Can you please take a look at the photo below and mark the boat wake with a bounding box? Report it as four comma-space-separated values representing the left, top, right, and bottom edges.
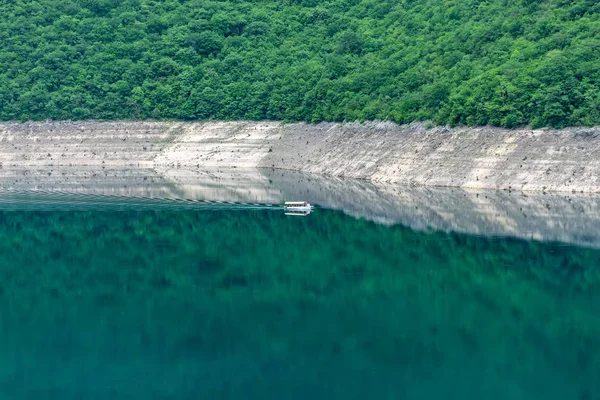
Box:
0, 190, 284, 212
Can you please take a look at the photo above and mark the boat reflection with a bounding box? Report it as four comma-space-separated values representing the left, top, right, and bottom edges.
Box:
284, 210, 311, 217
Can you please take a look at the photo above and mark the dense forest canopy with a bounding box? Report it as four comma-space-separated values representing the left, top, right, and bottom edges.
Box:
0, 0, 599, 128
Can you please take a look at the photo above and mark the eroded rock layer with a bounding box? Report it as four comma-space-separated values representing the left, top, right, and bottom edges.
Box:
2, 121, 600, 192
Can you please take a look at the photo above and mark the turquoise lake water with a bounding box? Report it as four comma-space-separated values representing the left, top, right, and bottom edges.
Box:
0, 193, 598, 399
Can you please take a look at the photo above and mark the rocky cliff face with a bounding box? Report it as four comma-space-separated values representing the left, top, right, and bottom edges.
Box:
2, 120, 600, 192
259, 122, 600, 193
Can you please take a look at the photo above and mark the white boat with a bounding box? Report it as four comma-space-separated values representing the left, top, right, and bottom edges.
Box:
284, 201, 313, 213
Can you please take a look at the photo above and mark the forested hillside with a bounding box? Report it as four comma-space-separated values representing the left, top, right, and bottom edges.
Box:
1, 0, 599, 128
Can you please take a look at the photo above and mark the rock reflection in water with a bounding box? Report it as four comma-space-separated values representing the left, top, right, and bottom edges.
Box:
262, 169, 600, 248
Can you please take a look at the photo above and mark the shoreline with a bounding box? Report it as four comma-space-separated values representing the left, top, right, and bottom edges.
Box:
1, 120, 600, 193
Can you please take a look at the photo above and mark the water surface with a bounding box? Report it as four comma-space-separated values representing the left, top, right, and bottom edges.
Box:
0, 190, 598, 399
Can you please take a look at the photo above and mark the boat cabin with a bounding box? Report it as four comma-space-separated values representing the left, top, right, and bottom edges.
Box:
284, 201, 310, 208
